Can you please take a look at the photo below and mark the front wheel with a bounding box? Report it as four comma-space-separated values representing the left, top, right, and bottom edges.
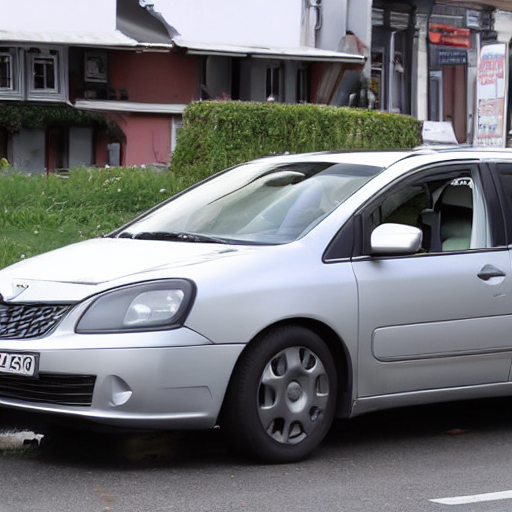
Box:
222, 326, 337, 463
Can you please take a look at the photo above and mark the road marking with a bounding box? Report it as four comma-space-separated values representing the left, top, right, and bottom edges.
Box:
430, 490, 512, 505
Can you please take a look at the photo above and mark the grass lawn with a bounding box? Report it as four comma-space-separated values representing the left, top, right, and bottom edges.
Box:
0, 167, 194, 269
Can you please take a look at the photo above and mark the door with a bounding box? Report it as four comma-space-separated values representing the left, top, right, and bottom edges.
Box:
442, 65, 467, 143
352, 163, 512, 398
45, 127, 68, 174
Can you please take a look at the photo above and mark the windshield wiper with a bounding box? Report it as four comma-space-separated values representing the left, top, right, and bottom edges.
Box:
119, 231, 230, 244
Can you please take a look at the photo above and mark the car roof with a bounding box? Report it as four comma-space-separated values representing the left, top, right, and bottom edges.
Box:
252, 150, 409, 168
252, 147, 512, 170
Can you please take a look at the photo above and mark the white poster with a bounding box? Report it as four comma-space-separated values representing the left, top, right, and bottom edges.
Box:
475, 43, 508, 147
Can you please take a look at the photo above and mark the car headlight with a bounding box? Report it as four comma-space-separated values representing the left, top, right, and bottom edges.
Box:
76, 280, 195, 333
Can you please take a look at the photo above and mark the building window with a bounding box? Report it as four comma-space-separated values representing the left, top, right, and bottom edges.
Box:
29, 50, 57, 91
0, 48, 22, 99
33, 55, 56, 90
26, 47, 67, 101
266, 64, 282, 102
0, 53, 12, 89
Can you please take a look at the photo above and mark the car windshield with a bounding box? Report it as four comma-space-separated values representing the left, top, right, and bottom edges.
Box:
117, 160, 383, 244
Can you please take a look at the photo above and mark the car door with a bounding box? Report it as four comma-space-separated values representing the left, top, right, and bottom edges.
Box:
351, 162, 512, 399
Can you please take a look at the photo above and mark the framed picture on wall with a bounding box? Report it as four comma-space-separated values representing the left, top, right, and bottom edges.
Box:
84, 51, 108, 83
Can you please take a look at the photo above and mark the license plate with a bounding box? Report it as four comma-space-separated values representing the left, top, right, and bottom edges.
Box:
0, 352, 38, 377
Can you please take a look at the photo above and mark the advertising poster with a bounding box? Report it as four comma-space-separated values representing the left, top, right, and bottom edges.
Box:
475, 43, 508, 147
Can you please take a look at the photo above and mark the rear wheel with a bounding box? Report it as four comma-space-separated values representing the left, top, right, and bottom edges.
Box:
223, 325, 337, 463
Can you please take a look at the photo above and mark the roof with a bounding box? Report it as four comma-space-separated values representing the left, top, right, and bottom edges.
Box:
116, 0, 178, 45
0, 29, 139, 48
123, 1, 366, 63
0, 30, 365, 64
0, 0, 365, 64
172, 38, 366, 63
74, 100, 187, 114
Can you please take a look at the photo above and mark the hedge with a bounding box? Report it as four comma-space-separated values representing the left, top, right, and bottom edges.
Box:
0, 103, 106, 133
171, 101, 423, 181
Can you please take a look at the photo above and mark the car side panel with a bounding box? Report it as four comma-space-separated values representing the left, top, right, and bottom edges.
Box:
184, 247, 359, 354
353, 249, 512, 398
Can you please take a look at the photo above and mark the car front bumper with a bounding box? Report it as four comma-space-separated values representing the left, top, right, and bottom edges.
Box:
0, 329, 244, 430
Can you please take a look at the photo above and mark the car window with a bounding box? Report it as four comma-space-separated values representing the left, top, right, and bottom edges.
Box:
117, 161, 383, 245
496, 163, 512, 208
364, 166, 492, 254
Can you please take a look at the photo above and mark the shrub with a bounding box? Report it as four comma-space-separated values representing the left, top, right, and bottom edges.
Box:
171, 101, 422, 182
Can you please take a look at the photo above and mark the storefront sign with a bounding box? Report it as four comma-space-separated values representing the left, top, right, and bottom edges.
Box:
429, 23, 471, 49
475, 43, 508, 147
437, 49, 467, 66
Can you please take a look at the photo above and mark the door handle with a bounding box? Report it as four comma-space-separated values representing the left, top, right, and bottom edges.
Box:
477, 264, 506, 281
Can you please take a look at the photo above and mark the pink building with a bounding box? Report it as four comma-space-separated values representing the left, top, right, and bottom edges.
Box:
0, 0, 364, 173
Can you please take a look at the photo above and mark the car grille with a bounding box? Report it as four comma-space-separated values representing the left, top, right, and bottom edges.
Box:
0, 373, 96, 406
0, 302, 73, 339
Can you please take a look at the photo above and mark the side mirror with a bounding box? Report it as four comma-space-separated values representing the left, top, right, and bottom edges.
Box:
370, 223, 423, 255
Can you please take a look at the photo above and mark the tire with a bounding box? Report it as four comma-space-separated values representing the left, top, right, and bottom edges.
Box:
223, 325, 337, 463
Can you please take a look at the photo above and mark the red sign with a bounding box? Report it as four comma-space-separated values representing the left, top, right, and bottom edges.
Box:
429, 23, 471, 49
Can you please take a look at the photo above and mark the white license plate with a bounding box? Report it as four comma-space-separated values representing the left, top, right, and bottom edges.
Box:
0, 352, 38, 377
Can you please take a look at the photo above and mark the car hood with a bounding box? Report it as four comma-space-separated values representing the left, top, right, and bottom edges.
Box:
0, 238, 241, 302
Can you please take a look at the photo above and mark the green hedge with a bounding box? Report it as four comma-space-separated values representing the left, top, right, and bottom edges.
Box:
171, 101, 422, 181
0, 103, 106, 133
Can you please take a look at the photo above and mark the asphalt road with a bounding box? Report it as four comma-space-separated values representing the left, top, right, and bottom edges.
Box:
0, 397, 512, 512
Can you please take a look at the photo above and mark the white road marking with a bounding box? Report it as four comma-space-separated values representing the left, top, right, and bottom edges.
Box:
430, 490, 512, 505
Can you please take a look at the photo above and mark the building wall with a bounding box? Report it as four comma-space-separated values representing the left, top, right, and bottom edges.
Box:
109, 51, 200, 104
106, 51, 198, 167
494, 10, 512, 42
11, 129, 46, 174
347, 0, 372, 76
239, 60, 253, 101
113, 115, 172, 167
316, 0, 348, 51
69, 127, 94, 168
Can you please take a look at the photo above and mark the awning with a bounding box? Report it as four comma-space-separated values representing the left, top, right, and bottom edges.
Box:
0, 30, 140, 48
74, 100, 187, 114
173, 38, 366, 64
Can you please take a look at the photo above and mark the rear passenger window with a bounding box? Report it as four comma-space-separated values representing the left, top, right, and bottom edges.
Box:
496, 164, 512, 208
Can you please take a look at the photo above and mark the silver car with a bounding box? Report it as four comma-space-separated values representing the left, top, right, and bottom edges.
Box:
2, 148, 512, 462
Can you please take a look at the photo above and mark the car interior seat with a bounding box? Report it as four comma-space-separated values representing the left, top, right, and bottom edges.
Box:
437, 184, 473, 251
